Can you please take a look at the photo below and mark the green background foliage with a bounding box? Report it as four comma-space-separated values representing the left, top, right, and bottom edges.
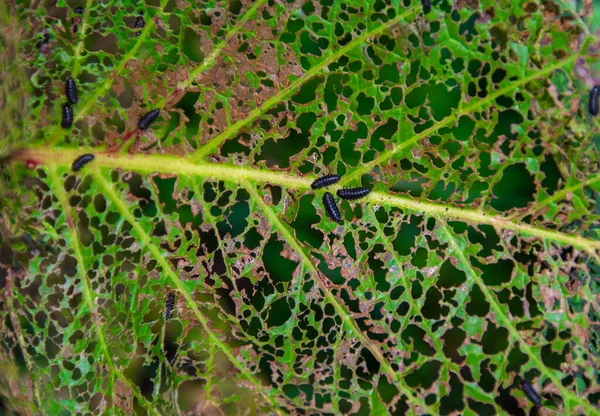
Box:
1, 0, 600, 414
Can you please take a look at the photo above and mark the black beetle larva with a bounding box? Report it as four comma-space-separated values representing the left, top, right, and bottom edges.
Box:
421, 0, 431, 13
137, 109, 160, 130
165, 292, 175, 319
323, 192, 342, 224
65, 77, 78, 105
36, 33, 50, 49
134, 16, 145, 36
74, 6, 84, 14
337, 187, 371, 200
61, 104, 73, 128
590, 86, 599, 116
134, 15, 145, 29
72, 154, 95, 171
311, 174, 341, 190
520, 380, 542, 407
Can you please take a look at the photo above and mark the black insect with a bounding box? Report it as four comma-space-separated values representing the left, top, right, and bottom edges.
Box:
337, 187, 371, 200
36, 33, 50, 49
590, 86, 599, 116
134, 15, 145, 29
72, 154, 95, 171
520, 380, 542, 407
323, 192, 342, 224
311, 174, 341, 190
73, 24, 78, 34
65, 77, 78, 105
61, 104, 73, 128
137, 109, 160, 130
165, 292, 175, 319
421, 0, 431, 13
74, 6, 84, 14
134, 15, 145, 36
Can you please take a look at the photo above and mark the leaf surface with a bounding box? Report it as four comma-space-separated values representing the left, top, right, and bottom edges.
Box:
2, 0, 600, 414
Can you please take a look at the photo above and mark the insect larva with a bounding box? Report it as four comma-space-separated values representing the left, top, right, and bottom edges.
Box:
73, 24, 78, 34
311, 174, 341, 190
137, 109, 160, 130
65, 77, 78, 105
61, 104, 73, 128
36, 33, 50, 49
421, 0, 431, 13
590, 86, 599, 116
520, 380, 542, 407
337, 187, 371, 200
134, 16, 145, 36
134, 15, 145, 29
74, 6, 84, 14
72, 154, 95, 171
165, 292, 175, 319
323, 192, 342, 224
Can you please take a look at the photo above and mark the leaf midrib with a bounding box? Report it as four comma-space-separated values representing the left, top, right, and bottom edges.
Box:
15, 148, 600, 255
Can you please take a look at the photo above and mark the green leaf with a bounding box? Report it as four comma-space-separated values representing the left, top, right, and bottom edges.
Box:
2, 0, 600, 414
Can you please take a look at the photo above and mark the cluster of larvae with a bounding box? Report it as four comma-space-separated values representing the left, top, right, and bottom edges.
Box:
311, 174, 371, 224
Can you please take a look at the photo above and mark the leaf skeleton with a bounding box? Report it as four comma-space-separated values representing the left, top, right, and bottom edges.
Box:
65, 77, 78, 105
322, 192, 342, 224
72, 154, 95, 172
61, 104, 73, 128
137, 109, 160, 130
311, 174, 341, 190
590, 85, 599, 116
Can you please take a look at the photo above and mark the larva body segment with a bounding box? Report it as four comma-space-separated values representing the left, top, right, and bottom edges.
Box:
337, 187, 371, 200
61, 104, 73, 128
590, 86, 599, 116
66, 77, 78, 104
323, 192, 342, 224
165, 292, 175, 319
520, 380, 542, 407
72, 154, 95, 171
421, 0, 431, 13
137, 109, 160, 130
311, 174, 341, 190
